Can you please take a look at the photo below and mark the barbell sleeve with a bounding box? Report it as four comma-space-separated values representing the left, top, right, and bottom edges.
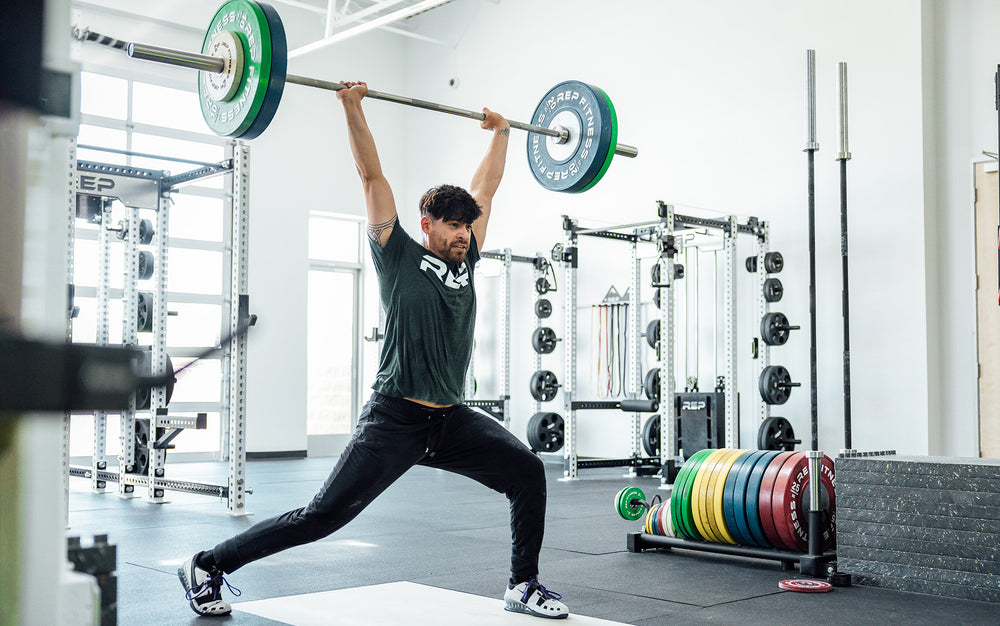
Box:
77, 27, 638, 158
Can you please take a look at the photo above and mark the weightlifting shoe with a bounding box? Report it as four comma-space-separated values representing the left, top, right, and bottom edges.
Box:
178, 552, 240, 616
504, 579, 569, 619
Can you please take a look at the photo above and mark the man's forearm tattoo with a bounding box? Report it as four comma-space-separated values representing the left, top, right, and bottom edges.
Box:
367, 215, 397, 242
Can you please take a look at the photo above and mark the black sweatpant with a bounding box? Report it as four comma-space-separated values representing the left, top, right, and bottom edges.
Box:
211, 392, 547, 582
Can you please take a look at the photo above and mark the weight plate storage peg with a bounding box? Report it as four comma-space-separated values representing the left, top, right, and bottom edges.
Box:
763, 277, 783, 303
526, 412, 564, 453
758, 365, 799, 405
615, 486, 647, 521
527, 81, 618, 193
757, 416, 800, 451
760, 312, 799, 347
531, 327, 558, 354
534, 298, 552, 319
529, 370, 560, 402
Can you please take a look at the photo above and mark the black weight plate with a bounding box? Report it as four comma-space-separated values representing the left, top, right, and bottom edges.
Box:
759, 365, 792, 405
137, 291, 153, 332
642, 414, 660, 456
135, 350, 175, 409
529, 370, 559, 402
531, 327, 557, 354
650, 263, 661, 284
760, 311, 791, 346
535, 298, 552, 318
527, 80, 617, 193
527, 412, 564, 452
763, 277, 783, 302
643, 368, 660, 401
757, 416, 797, 451
137, 250, 154, 280
653, 288, 661, 309
764, 251, 784, 273
645, 319, 659, 349
745, 256, 757, 272
138, 218, 154, 245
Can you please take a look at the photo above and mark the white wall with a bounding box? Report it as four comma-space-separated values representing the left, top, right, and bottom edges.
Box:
245, 29, 409, 452
396, 0, 943, 457
925, 0, 1000, 457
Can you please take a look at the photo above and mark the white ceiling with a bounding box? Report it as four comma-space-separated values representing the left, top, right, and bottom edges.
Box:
73, 0, 471, 50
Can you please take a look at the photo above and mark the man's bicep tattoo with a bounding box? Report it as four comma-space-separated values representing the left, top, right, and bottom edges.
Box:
368, 215, 397, 243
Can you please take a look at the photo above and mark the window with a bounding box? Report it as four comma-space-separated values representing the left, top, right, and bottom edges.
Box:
72, 70, 230, 460
307, 212, 364, 437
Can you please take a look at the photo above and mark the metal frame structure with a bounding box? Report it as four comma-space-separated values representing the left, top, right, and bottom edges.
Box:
654, 203, 771, 487
66, 143, 251, 514
475, 248, 553, 428
558, 216, 659, 480
557, 204, 772, 483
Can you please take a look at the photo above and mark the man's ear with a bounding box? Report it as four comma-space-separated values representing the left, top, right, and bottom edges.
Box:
420, 215, 431, 234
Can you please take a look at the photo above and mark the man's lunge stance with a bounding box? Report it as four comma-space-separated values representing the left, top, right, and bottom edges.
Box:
178, 81, 568, 620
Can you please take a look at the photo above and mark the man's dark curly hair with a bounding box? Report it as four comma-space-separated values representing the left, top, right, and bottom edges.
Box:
419, 184, 483, 224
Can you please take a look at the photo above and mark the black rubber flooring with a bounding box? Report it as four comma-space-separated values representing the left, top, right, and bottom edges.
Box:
66, 457, 999, 625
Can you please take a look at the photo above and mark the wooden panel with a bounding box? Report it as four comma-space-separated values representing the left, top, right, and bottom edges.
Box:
975, 162, 1000, 458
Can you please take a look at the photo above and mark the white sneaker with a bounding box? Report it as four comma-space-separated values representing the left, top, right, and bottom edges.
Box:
178, 553, 240, 616
504, 579, 569, 619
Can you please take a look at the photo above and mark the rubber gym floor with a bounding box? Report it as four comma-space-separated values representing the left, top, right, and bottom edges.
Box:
67, 457, 997, 625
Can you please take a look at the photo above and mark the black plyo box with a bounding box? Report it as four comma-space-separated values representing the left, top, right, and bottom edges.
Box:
673, 392, 724, 456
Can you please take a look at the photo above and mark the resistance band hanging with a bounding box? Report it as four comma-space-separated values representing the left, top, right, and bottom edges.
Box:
590, 300, 628, 399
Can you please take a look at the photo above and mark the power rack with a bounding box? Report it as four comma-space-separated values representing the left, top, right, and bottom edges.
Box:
556, 203, 777, 482
66, 140, 254, 515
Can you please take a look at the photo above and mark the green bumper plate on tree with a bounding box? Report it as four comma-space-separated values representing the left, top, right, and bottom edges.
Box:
200, 0, 287, 139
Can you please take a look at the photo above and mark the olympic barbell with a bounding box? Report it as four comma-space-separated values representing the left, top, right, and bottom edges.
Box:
72, 0, 637, 193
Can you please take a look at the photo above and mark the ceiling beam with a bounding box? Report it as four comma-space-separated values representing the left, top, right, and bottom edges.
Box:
289, 0, 453, 59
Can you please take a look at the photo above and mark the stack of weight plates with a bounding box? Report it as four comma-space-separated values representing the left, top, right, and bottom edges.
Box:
667, 449, 836, 551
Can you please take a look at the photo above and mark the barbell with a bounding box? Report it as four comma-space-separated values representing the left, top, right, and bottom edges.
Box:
72, 0, 637, 193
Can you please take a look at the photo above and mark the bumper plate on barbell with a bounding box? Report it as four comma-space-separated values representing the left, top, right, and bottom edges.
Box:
527, 80, 618, 193
199, 0, 287, 139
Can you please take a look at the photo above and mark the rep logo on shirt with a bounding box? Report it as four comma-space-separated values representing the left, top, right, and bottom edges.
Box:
419, 255, 469, 289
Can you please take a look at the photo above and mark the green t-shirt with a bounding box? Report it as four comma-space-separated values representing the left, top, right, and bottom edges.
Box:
369, 223, 480, 405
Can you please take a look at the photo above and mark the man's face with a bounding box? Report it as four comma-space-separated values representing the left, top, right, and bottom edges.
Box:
422, 216, 472, 264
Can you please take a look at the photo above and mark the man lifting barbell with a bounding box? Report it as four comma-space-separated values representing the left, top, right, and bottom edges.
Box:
177, 81, 568, 620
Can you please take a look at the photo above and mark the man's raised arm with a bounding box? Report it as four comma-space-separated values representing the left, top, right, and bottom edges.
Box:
337, 81, 398, 247
469, 108, 510, 251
